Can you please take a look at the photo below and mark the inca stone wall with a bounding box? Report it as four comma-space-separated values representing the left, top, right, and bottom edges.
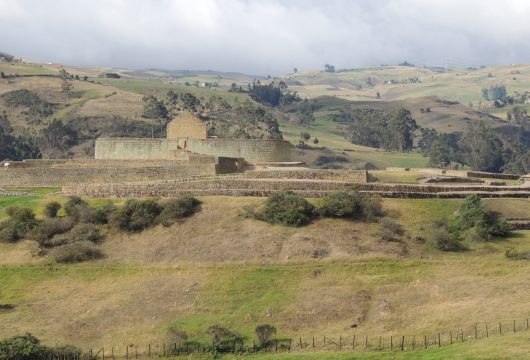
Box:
243, 169, 367, 182
95, 138, 179, 160
167, 112, 207, 140
62, 179, 530, 199
0, 159, 217, 186
186, 139, 292, 163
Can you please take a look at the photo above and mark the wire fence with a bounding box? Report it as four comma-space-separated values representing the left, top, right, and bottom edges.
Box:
27, 317, 530, 360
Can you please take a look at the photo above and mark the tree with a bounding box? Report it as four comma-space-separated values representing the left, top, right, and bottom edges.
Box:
59, 68, 73, 104
509, 106, 528, 130
481, 84, 506, 101
384, 108, 418, 152
293, 67, 298, 73
459, 122, 503, 172
142, 95, 168, 119
324, 64, 335, 73
255, 325, 276, 348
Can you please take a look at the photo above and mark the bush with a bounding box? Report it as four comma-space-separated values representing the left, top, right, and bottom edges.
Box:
156, 197, 201, 226
377, 217, 403, 242
63, 196, 88, 218
54, 241, 103, 263
50, 223, 102, 247
255, 325, 276, 348
207, 325, 243, 351
318, 192, 362, 218
360, 195, 383, 222
0, 333, 81, 360
43, 202, 61, 218
29, 217, 75, 246
0, 207, 38, 242
456, 195, 511, 241
505, 247, 530, 260
260, 191, 315, 227
0, 333, 46, 360
429, 221, 464, 251
110, 199, 162, 232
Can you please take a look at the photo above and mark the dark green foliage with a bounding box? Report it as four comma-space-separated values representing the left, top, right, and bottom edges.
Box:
430, 221, 464, 251
0, 333, 46, 360
255, 324, 276, 348
0, 207, 38, 242
142, 95, 168, 119
156, 197, 201, 226
459, 123, 504, 172
361, 196, 383, 222
43, 202, 61, 218
346, 107, 417, 152
260, 191, 315, 227
0, 334, 81, 360
179, 93, 200, 111
318, 192, 362, 218
60, 223, 102, 243
54, 241, 103, 263
314, 155, 350, 167
206, 325, 243, 345
456, 194, 511, 241
324, 64, 335, 72
0, 89, 54, 117
248, 81, 300, 107
63, 196, 88, 218
481, 84, 506, 101
40, 119, 77, 152
0, 113, 41, 161
110, 199, 162, 232
29, 217, 74, 246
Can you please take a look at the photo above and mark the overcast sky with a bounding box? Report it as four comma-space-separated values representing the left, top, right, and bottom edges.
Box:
2, 0, 530, 75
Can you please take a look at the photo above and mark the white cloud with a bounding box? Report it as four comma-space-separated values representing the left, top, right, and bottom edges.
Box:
1, 0, 530, 74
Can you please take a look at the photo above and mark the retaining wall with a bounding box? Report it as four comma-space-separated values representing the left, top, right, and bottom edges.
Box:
186, 139, 292, 163
95, 138, 179, 160
243, 169, 367, 182
62, 179, 530, 198
0, 162, 217, 186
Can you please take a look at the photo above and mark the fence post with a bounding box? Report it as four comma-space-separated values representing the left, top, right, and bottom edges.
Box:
299, 337, 302, 349
378, 336, 381, 351
486, 324, 489, 337
499, 323, 502, 335
148, 344, 151, 357
111, 347, 114, 360
390, 336, 393, 350
288, 339, 292, 352
186, 343, 189, 354
461, 330, 464, 342
438, 333, 441, 347
412, 336, 415, 350
352, 335, 355, 350
365, 336, 368, 349
275, 339, 278, 352
474, 326, 478, 340
125, 346, 128, 360
401, 336, 404, 351
312, 337, 315, 348
514, 320, 516, 333
163, 344, 165, 357
424, 335, 427, 349
253, 340, 256, 352
527, 318, 529, 331
134, 346, 137, 360
339, 336, 342, 350
450, 331, 453, 344
102, 348, 105, 360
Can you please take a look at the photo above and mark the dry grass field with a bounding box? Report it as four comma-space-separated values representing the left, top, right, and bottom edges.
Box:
1, 193, 529, 353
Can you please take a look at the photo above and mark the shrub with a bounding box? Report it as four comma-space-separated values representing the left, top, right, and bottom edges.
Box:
255, 325, 276, 348
156, 197, 201, 226
0, 333, 81, 360
260, 191, 315, 227
0, 333, 46, 360
54, 241, 103, 263
430, 226, 463, 251
43, 202, 61, 218
207, 325, 243, 351
50, 223, 102, 247
63, 196, 88, 218
110, 199, 162, 232
377, 217, 403, 242
29, 217, 75, 246
505, 248, 530, 260
360, 195, 383, 222
92, 205, 116, 225
318, 192, 362, 218
0, 207, 38, 242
